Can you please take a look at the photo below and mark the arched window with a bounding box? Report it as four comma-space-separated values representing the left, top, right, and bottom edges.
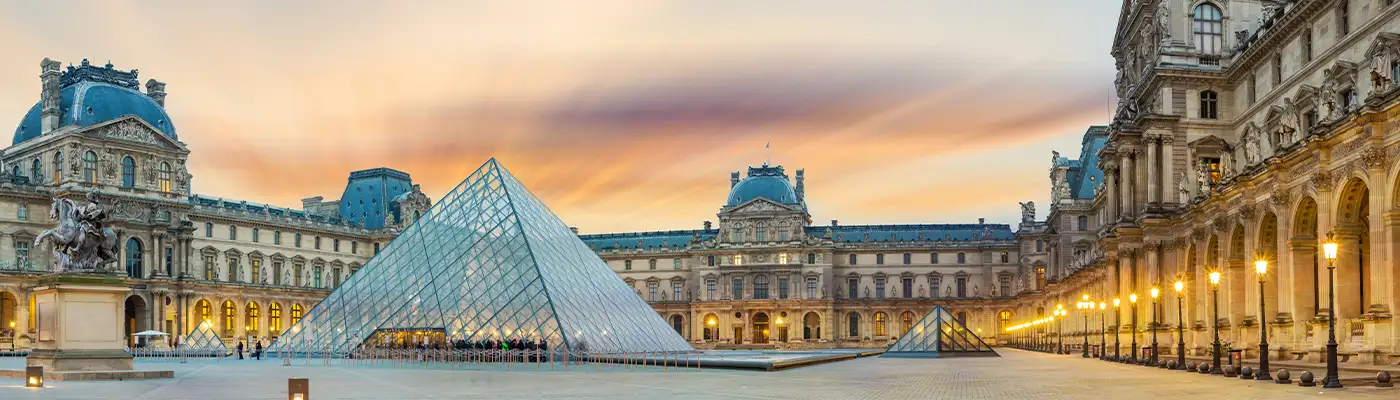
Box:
10, 165, 18, 177
245, 302, 260, 335
195, 300, 212, 325
1077, 215, 1089, 230
873, 312, 888, 336
121, 156, 135, 188
1199, 90, 1219, 119
31, 159, 42, 183
125, 238, 143, 278
269, 303, 282, 334
901, 311, 915, 335
221, 301, 236, 337
1193, 3, 1223, 55
847, 312, 861, 338
82, 151, 97, 183
53, 151, 61, 183
158, 162, 172, 192
290, 304, 304, 326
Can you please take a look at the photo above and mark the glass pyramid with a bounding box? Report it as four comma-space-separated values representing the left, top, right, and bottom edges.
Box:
882, 306, 997, 358
269, 159, 693, 355
180, 321, 230, 356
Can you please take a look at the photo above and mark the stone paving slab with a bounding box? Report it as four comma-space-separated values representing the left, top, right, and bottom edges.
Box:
0, 349, 1394, 399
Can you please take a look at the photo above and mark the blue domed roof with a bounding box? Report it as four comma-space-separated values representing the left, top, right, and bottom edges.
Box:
13, 61, 176, 146
725, 164, 801, 207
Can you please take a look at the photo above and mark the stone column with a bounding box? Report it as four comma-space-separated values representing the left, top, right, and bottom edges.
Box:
1161, 134, 1175, 205
1146, 136, 1160, 205
1313, 172, 1336, 322
152, 233, 165, 278
1120, 152, 1134, 220
1105, 163, 1120, 220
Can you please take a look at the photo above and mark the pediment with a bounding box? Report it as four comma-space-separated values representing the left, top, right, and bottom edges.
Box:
726, 198, 796, 214
1189, 135, 1230, 150
1365, 32, 1400, 60
80, 116, 187, 152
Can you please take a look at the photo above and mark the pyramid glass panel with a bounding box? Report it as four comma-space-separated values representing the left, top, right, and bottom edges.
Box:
270, 159, 693, 354
179, 321, 230, 357
882, 306, 997, 358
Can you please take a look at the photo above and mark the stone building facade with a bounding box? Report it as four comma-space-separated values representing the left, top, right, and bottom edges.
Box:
0, 58, 430, 348
579, 164, 1023, 348
1020, 0, 1400, 365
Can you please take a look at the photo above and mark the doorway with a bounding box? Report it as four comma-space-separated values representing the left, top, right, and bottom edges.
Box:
752, 312, 770, 344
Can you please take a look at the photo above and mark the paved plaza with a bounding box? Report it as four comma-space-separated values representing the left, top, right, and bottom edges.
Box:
0, 349, 1396, 399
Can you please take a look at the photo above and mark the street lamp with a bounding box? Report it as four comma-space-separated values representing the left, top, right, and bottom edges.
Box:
1150, 287, 1160, 367
1055, 306, 1065, 355
1098, 302, 1107, 360
1111, 298, 1121, 361
1129, 293, 1138, 364
1174, 280, 1185, 370
1255, 256, 1271, 380
1080, 295, 1090, 358
1321, 231, 1342, 388
1209, 270, 1222, 375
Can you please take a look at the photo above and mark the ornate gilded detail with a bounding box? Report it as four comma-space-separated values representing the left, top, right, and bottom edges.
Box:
1270, 187, 1290, 210
1311, 171, 1334, 191
1361, 146, 1388, 170
1237, 204, 1256, 222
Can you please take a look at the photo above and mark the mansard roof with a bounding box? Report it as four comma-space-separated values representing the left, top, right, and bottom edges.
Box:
579, 229, 718, 250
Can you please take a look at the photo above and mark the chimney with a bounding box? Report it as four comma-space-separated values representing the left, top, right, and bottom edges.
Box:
795, 168, 805, 203
301, 196, 324, 212
703, 221, 712, 230
569, 227, 579, 234
39, 58, 61, 133
145, 79, 167, 107
979, 218, 985, 225
831, 219, 839, 226
730, 171, 740, 188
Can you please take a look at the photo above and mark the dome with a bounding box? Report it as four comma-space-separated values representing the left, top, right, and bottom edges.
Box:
13, 61, 176, 146
725, 165, 800, 207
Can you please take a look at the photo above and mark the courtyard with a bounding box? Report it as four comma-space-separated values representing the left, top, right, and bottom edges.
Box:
0, 348, 1394, 399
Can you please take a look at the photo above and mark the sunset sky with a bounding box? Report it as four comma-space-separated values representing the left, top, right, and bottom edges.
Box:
1, 0, 1121, 234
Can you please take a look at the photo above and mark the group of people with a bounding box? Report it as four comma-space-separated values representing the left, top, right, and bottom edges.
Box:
236, 337, 267, 360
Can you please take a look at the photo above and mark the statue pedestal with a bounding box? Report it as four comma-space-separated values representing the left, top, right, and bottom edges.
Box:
25, 274, 134, 372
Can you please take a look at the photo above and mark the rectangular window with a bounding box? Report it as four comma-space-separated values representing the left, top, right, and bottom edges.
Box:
203, 255, 215, 280
332, 269, 341, 288
930, 253, 938, 264
1305, 110, 1319, 128
164, 247, 173, 277
352, 241, 358, 254
17, 204, 27, 221
648, 259, 656, 270
1201, 157, 1222, 184
1035, 267, 1047, 291
274, 231, 281, 245
778, 253, 789, 264
778, 231, 788, 241
250, 259, 261, 284
315, 236, 321, 250
778, 277, 789, 299
902, 253, 911, 264
673, 258, 681, 270
876, 254, 884, 265
14, 241, 28, 267
229, 225, 237, 240
1339, 3, 1350, 37
333, 239, 340, 252
847, 277, 859, 299
374, 242, 380, 254
227, 258, 239, 283
754, 278, 768, 300
732, 277, 744, 300
1000, 252, 1009, 263
1303, 29, 1313, 62
1248, 74, 1257, 104
902, 278, 913, 299
931, 276, 942, 298
673, 282, 682, 301
1341, 87, 1356, 110
205, 223, 212, 238
875, 278, 886, 299
293, 263, 304, 287
1199, 91, 1218, 119
252, 228, 259, 243
807, 277, 818, 299
999, 275, 1012, 298
273, 261, 283, 286
295, 234, 302, 248
706, 279, 716, 301
624, 260, 632, 271
313, 266, 323, 288
1273, 53, 1283, 85
955, 277, 967, 297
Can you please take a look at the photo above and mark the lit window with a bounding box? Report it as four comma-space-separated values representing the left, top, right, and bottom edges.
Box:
82, 151, 97, 183
778, 253, 789, 264
733, 254, 743, 265
158, 162, 172, 192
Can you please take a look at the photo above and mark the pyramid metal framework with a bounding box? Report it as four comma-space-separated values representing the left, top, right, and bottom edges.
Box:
180, 321, 230, 356
269, 159, 693, 354
882, 306, 998, 358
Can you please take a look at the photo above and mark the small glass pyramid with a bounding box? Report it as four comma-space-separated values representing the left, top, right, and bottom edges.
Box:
882, 306, 997, 358
269, 159, 693, 355
180, 320, 230, 356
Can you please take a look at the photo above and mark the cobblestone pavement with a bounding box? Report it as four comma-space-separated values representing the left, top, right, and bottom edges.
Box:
0, 349, 1395, 399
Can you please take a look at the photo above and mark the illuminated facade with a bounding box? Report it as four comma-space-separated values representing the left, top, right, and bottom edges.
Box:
0, 58, 430, 349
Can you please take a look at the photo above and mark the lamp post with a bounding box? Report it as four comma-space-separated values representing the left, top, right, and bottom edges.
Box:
1080, 295, 1091, 358
1150, 287, 1160, 367
1174, 280, 1185, 370
1098, 302, 1107, 360
1255, 257, 1271, 380
1321, 232, 1342, 388
1129, 293, 1138, 364
1209, 270, 1222, 375
1112, 298, 1121, 361
1055, 305, 1065, 354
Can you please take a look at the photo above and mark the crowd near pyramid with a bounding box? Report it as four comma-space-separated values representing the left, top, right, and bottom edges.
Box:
882, 306, 997, 358
269, 159, 693, 355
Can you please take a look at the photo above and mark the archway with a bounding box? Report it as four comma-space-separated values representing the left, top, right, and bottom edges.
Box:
847, 312, 861, 338
1290, 196, 1320, 319
125, 238, 143, 279
803, 312, 820, 340
900, 311, 915, 335
752, 312, 770, 344
1257, 211, 1280, 323
702, 313, 719, 341
873, 312, 888, 337
1227, 224, 1247, 326
123, 295, 148, 347
221, 301, 237, 338
1334, 177, 1371, 319
1, 291, 17, 343
245, 301, 260, 341
194, 299, 213, 327
670, 314, 684, 337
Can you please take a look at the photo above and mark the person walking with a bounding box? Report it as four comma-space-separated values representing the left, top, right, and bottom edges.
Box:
236, 340, 244, 360
254, 339, 263, 360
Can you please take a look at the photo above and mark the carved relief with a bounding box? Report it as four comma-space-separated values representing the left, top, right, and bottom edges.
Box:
1269, 187, 1290, 210
1311, 171, 1334, 192
1361, 146, 1388, 170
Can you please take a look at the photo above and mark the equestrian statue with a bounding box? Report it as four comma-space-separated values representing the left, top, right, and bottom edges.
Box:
34, 191, 121, 273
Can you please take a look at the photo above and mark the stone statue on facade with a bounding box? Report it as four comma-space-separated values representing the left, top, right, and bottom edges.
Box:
1281, 99, 1302, 144
1177, 171, 1190, 202
820, 285, 826, 299
1196, 164, 1209, 194
35, 192, 122, 273
1156, 0, 1171, 46
945, 286, 953, 298
973, 284, 980, 298
1019, 201, 1035, 223
1243, 130, 1261, 166
863, 286, 871, 299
